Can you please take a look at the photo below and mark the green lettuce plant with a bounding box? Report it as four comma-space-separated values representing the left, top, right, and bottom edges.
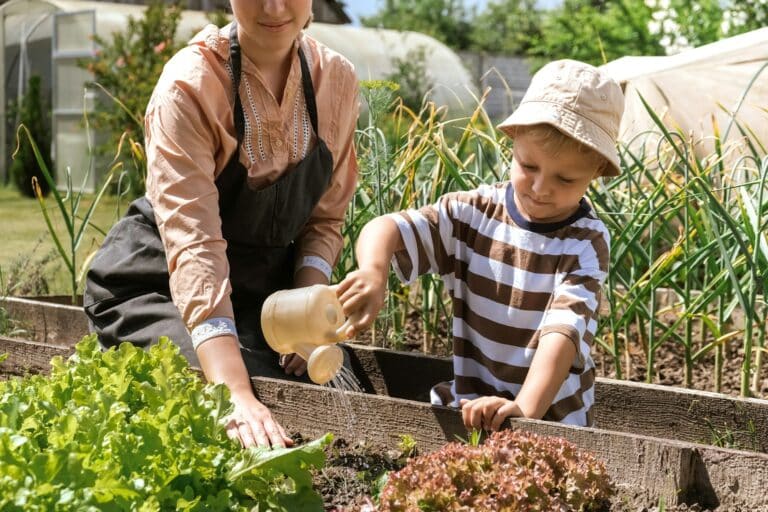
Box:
378, 429, 614, 511
0, 336, 330, 511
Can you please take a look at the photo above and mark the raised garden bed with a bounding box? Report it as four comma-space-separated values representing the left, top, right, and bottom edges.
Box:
2, 296, 768, 510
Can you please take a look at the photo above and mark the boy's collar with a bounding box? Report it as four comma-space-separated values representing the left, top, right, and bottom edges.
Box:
505, 185, 591, 234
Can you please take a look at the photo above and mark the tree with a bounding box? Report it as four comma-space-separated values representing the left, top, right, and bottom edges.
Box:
721, 0, 768, 36
469, 0, 543, 55
82, 1, 184, 198
527, 0, 664, 70
361, 0, 474, 50
9, 75, 51, 198
645, 0, 722, 55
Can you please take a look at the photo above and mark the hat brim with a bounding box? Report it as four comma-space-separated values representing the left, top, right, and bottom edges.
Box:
498, 101, 621, 177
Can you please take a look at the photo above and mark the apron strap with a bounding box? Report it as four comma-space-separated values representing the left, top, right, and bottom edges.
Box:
298, 46, 319, 136
229, 22, 245, 154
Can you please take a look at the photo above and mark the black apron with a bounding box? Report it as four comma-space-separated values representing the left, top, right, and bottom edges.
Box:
84, 23, 336, 381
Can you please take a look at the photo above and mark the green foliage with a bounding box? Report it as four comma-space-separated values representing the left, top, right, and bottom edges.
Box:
82, 0, 185, 198
469, 0, 543, 55
365, 0, 756, 64
378, 429, 614, 511
385, 46, 434, 112
721, 0, 768, 35
0, 239, 55, 298
396, 434, 418, 459
361, 0, 474, 50
644, 0, 723, 55
16, 125, 121, 305
206, 8, 231, 28
9, 76, 51, 198
0, 336, 331, 510
528, 0, 662, 69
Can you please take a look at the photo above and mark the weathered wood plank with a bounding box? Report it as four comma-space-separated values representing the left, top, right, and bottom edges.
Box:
1, 297, 88, 346
0, 336, 74, 376
595, 379, 768, 453
346, 343, 768, 452
250, 376, 768, 510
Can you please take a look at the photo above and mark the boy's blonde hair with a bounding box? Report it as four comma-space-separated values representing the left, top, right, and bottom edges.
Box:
510, 123, 609, 175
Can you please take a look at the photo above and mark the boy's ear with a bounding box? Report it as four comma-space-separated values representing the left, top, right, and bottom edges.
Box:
594, 158, 609, 178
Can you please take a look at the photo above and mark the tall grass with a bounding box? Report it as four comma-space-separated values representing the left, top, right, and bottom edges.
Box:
13, 114, 132, 304
342, 79, 768, 397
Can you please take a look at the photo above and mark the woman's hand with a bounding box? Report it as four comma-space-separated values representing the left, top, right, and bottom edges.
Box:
459, 396, 523, 431
279, 353, 308, 376
226, 390, 294, 449
334, 268, 387, 338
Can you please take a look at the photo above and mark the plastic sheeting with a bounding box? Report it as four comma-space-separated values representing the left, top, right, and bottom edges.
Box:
600, 28, 768, 161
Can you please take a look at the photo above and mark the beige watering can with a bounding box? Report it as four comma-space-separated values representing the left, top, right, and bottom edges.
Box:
261, 284, 352, 385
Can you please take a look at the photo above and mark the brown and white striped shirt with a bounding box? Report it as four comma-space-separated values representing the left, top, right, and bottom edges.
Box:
389, 182, 609, 426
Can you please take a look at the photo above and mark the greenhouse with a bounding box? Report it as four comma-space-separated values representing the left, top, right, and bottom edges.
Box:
0, 0, 476, 191
601, 27, 768, 161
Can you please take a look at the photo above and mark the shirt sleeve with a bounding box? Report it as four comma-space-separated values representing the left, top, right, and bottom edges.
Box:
389, 194, 458, 284
294, 68, 360, 279
145, 86, 235, 331
539, 227, 610, 369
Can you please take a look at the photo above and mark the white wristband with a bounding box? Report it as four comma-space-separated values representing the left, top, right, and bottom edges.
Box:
297, 255, 333, 280
191, 317, 238, 350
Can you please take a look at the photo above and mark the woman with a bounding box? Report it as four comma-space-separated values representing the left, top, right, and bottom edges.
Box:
84, 0, 359, 449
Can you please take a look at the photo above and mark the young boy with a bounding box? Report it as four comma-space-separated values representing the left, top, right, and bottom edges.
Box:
336, 59, 624, 430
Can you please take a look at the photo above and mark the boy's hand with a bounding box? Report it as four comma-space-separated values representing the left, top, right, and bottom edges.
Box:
279, 353, 307, 376
335, 268, 387, 338
460, 396, 523, 431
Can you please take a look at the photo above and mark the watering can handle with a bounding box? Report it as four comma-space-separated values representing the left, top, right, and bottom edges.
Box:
334, 317, 356, 341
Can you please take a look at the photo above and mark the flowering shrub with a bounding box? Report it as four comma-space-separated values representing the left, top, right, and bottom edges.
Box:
378, 429, 614, 511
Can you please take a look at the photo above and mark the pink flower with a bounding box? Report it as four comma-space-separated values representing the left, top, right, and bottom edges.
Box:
115, 56, 125, 68
153, 41, 167, 54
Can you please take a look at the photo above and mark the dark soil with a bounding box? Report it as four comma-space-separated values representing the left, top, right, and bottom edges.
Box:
293, 433, 408, 512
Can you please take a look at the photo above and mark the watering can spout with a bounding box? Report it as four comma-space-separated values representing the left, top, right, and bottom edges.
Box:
261, 285, 349, 385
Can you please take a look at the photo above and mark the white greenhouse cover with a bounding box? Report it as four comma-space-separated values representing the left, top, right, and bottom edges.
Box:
5, 0, 476, 111
601, 28, 768, 161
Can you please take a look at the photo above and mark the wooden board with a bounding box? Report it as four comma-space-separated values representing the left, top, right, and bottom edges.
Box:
250, 376, 768, 510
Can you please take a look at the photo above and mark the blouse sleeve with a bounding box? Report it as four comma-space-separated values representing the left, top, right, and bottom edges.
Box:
145, 85, 235, 331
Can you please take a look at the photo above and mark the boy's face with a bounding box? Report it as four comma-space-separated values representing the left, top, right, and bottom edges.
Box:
509, 133, 600, 223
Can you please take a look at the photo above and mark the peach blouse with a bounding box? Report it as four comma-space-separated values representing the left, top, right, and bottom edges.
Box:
144, 24, 359, 332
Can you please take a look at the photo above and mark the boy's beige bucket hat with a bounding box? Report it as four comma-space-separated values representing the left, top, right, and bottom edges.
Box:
498, 59, 625, 177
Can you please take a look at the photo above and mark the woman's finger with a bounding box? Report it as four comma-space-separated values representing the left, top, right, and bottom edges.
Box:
276, 422, 294, 447
247, 421, 270, 448
237, 421, 259, 448
262, 419, 287, 448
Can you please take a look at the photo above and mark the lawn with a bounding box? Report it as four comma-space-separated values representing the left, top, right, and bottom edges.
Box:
0, 185, 128, 296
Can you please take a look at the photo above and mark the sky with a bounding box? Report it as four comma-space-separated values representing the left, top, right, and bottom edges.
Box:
346, 0, 562, 26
